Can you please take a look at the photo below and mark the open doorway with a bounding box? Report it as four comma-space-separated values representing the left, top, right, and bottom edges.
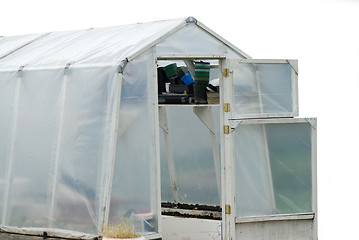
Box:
156, 59, 222, 221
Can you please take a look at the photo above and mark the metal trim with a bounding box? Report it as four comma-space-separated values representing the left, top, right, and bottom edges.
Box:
186, 16, 198, 24
236, 213, 315, 224
306, 118, 317, 129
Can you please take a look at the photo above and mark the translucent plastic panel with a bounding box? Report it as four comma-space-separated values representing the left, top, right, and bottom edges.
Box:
53, 66, 116, 233
109, 51, 158, 234
0, 33, 43, 58
160, 107, 220, 205
156, 24, 244, 59
0, 71, 17, 224
4, 69, 63, 227
0, 18, 185, 69
0, 65, 120, 233
235, 122, 312, 217
0, 31, 88, 69
231, 61, 298, 117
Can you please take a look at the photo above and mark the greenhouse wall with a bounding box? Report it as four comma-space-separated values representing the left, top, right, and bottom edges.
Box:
109, 49, 159, 234
0, 64, 119, 233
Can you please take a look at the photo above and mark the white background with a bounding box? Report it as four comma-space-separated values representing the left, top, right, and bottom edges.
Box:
1, 0, 359, 239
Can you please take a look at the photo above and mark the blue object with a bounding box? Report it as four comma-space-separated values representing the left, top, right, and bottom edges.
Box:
181, 73, 194, 85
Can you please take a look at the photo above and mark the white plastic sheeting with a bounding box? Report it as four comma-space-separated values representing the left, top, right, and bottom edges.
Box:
109, 50, 158, 233
0, 33, 44, 59
0, 65, 118, 232
235, 121, 313, 217
0, 18, 186, 70
156, 23, 246, 59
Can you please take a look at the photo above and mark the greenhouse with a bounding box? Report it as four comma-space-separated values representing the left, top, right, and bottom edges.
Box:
0, 17, 317, 240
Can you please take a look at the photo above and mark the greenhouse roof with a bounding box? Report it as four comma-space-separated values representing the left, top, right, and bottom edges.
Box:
0, 17, 249, 71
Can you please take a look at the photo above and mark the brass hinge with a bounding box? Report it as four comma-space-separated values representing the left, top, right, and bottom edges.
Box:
224, 125, 230, 134
225, 204, 231, 214
224, 103, 230, 112
223, 68, 229, 78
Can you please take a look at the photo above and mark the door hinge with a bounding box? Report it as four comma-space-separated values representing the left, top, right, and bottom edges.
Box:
224, 103, 230, 112
224, 125, 230, 134
223, 68, 229, 78
225, 204, 231, 214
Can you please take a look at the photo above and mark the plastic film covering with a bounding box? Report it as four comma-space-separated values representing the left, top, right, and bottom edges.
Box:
51, 66, 117, 233
0, 65, 118, 234
0, 70, 18, 222
0, 18, 185, 70
235, 122, 313, 217
108, 51, 159, 234
156, 24, 244, 59
0, 33, 43, 59
160, 107, 220, 205
231, 61, 298, 117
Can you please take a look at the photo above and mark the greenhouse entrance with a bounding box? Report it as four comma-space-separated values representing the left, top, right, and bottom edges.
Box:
157, 58, 221, 215
155, 57, 316, 240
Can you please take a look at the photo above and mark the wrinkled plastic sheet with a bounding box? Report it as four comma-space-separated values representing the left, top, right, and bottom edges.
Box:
0, 225, 98, 239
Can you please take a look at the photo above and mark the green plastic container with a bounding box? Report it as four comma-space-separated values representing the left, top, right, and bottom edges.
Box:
164, 63, 178, 78
195, 62, 210, 83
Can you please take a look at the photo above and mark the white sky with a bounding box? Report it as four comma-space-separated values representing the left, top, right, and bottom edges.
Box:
1, 0, 359, 239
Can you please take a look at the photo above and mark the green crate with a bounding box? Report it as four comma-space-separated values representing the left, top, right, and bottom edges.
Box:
164, 63, 178, 78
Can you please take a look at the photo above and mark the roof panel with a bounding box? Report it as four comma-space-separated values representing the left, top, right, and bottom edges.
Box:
0, 33, 44, 59
0, 18, 186, 70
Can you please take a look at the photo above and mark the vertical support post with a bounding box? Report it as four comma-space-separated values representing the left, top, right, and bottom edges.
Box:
49, 64, 70, 227
100, 72, 123, 229
158, 106, 179, 203
221, 60, 235, 240
2, 66, 24, 225
311, 119, 318, 240
152, 53, 162, 233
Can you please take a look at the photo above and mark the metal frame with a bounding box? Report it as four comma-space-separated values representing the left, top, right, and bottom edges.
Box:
236, 212, 315, 224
